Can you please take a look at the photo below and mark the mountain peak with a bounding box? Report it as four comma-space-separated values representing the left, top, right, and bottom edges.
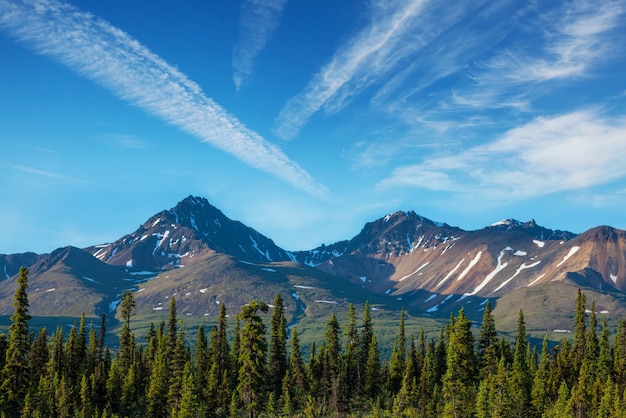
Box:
85, 195, 293, 270
486, 218, 575, 241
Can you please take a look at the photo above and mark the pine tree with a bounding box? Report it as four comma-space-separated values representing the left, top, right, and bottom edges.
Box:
194, 324, 209, 411
29, 327, 49, 392
118, 290, 136, 375
442, 308, 477, 418
364, 334, 381, 402
343, 303, 359, 405
510, 310, 532, 417
209, 302, 231, 411
174, 361, 199, 418
531, 336, 553, 416
167, 296, 178, 359
106, 360, 122, 415
236, 300, 269, 418
79, 373, 93, 418
544, 381, 573, 418
146, 340, 169, 418
598, 317, 612, 381
268, 294, 287, 400
573, 289, 587, 375
387, 308, 406, 394
287, 326, 308, 407
477, 301, 499, 380
1, 267, 33, 417
168, 324, 186, 410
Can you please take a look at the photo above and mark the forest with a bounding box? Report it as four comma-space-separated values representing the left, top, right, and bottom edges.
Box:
1, 267, 626, 417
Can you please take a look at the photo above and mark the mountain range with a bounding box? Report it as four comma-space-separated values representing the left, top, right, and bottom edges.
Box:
1, 195, 625, 340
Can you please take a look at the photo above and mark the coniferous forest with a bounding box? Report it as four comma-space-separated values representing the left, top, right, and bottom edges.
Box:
2, 268, 626, 417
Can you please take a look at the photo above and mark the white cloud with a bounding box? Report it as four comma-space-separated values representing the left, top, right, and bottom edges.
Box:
479, 0, 624, 85
232, 0, 288, 90
0, 0, 327, 198
11, 164, 86, 183
377, 110, 626, 201
273, 0, 442, 140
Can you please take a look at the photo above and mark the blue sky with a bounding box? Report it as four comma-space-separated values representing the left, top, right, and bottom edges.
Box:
1, 0, 626, 254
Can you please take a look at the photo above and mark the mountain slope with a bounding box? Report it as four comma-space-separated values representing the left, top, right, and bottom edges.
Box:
298, 211, 626, 326
84, 195, 292, 271
0, 246, 137, 317
0, 252, 41, 281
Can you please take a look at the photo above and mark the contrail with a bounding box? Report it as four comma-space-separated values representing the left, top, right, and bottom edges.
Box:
0, 0, 328, 197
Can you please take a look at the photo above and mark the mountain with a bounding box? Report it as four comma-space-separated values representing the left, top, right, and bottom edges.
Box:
0, 246, 138, 317
0, 252, 41, 280
1, 196, 626, 339
83, 195, 293, 271
485, 218, 577, 240
293, 211, 626, 330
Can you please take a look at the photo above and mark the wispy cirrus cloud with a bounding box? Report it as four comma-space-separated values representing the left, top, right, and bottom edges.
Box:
376, 110, 626, 201
232, 0, 288, 91
273, 0, 448, 140
275, 0, 624, 144
477, 0, 624, 85
12, 164, 86, 183
0, 0, 327, 197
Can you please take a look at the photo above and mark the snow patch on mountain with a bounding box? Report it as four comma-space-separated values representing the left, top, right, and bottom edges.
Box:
437, 259, 465, 288
527, 273, 546, 287
533, 240, 545, 248
557, 246, 580, 267
462, 250, 509, 298
494, 260, 542, 292
152, 230, 170, 255
424, 293, 438, 303
249, 236, 272, 261
611, 274, 618, 284
399, 262, 430, 282
457, 252, 482, 282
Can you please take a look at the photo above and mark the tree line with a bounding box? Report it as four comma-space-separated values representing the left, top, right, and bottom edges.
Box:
1, 267, 626, 417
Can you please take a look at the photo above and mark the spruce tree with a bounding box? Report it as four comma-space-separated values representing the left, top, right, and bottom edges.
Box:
442, 308, 477, 418
531, 336, 553, 416
343, 303, 359, 403
146, 340, 169, 418
236, 300, 269, 418
268, 294, 287, 400
287, 326, 308, 407
387, 308, 406, 394
194, 324, 209, 411
477, 301, 499, 380
118, 290, 136, 375
1, 267, 33, 417
510, 309, 532, 417
364, 334, 381, 402
168, 324, 186, 410
175, 361, 199, 418
573, 289, 587, 375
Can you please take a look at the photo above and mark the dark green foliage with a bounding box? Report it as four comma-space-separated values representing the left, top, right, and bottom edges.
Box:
2, 285, 626, 417
236, 300, 269, 418
442, 308, 478, 417
1, 267, 32, 417
268, 294, 287, 400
